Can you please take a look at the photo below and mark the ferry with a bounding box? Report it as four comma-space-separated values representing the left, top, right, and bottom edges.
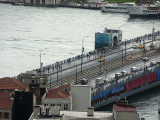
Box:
101, 2, 136, 13
128, 5, 160, 17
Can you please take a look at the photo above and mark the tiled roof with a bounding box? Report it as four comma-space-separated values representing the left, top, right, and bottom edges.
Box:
0, 77, 27, 90
0, 91, 13, 108
45, 84, 70, 99
113, 104, 137, 112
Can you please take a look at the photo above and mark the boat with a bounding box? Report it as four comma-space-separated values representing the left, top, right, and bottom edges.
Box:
101, 2, 136, 13
128, 4, 160, 17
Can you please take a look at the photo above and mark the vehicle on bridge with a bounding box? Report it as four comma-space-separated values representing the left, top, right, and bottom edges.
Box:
143, 56, 149, 62
130, 67, 138, 72
96, 77, 104, 86
99, 55, 105, 62
80, 78, 88, 85
121, 70, 128, 76
115, 73, 122, 79
138, 44, 144, 49
99, 58, 105, 62
132, 44, 138, 49
150, 61, 156, 66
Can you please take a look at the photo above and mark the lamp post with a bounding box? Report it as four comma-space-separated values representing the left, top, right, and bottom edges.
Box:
56, 63, 59, 82
40, 48, 47, 74
143, 39, 146, 71
75, 63, 78, 84
122, 49, 124, 66
61, 65, 62, 86
81, 36, 89, 73
125, 40, 127, 57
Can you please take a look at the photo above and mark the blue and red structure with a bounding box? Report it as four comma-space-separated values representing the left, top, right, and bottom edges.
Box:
91, 66, 160, 109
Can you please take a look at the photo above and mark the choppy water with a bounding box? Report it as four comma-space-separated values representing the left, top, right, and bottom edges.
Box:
0, 3, 160, 119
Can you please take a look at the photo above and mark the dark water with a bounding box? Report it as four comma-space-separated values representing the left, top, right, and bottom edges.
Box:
0, 3, 160, 119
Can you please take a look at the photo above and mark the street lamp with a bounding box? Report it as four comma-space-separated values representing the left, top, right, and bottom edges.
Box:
74, 63, 78, 84
143, 39, 146, 71
125, 40, 127, 57
122, 48, 124, 66
81, 36, 89, 73
40, 48, 47, 74
61, 65, 63, 86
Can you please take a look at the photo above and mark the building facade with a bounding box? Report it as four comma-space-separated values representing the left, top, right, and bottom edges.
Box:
24, 0, 61, 5
42, 84, 72, 111
0, 77, 27, 120
113, 103, 140, 120
42, 85, 91, 111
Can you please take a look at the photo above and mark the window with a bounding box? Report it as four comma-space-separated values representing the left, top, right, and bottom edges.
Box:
51, 104, 55, 107
57, 104, 61, 107
44, 104, 48, 106
64, 104, 68, 110
3, 112, 9, 119
32, 80, 34, 83
0, 112, 2, 119
65, 89, 68, 92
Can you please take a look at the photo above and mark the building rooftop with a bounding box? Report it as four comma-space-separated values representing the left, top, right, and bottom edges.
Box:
61, 111, 113, 120
45, 84, 70, 99
0, 77, 27, 90
0, 91, 13, 108
113, 104, 137, 112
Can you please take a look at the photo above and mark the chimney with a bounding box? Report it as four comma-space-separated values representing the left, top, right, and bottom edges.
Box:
87, 107, 94, 116
33, 105, 41, 116
116, 97, 128, 105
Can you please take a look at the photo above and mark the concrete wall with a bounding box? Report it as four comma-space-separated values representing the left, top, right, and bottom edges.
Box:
0, 108, 11, 120
71, 85, 91, 111
113, 109, 139, 120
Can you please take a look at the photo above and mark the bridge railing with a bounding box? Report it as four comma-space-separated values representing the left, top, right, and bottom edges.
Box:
93, 80, 160, 108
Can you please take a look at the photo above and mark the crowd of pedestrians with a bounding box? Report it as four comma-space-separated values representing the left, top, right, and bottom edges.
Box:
32, 31, 160, 77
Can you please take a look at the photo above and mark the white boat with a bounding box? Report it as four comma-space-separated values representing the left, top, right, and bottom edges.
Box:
128, 4, 160, 17
101, 2, 136, 13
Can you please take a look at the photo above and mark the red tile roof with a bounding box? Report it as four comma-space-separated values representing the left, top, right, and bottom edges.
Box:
45, 84, 70, 99
0, 91, 13, 108
0, 77, 27, 90
113, 104, 137, 112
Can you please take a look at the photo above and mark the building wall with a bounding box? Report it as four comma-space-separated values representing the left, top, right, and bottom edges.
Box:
71, 85, 91, 111
0, 0, 9, 2
42, 98, 72, 110
0, 108, 11, 120
24, 0, 30, 3
95, 33, 112, 49
113, 109, 139, 120
9, 0, 18, 2
118, 30, 122, 42
117, 112, 139, 120
45, 0, 53, 4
